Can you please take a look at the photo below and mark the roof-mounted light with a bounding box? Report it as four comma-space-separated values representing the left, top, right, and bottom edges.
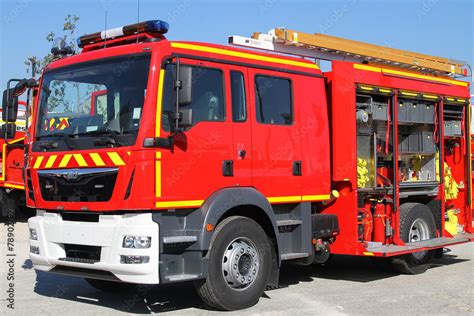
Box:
77, 19, 169, 48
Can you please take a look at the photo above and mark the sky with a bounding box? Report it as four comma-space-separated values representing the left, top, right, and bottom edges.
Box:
0, 0, 473, 92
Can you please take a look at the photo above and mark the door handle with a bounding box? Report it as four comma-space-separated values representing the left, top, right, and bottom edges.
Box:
222, 160, 234, 177
238, 149, 247, 158
293, 161, 302, 176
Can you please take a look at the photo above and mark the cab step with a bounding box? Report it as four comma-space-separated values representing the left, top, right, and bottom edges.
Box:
276, 219, 303, 227
162, 236, 198, 244
280, 253, 309, 260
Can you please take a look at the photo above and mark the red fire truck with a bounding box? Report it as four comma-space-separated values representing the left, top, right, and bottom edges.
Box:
0, 101, 28, 217
3, 20, 472, 310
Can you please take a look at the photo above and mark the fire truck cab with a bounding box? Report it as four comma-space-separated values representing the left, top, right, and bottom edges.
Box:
2, 20, 471, 310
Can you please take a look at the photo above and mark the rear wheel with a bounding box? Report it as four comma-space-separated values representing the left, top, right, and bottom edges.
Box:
195, 216, 272, 311
391, 203, 436, 274
85, 278, 136, 292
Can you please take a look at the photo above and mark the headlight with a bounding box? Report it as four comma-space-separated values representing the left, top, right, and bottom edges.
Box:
122, 236, 151, 249
29, 228, 38, 240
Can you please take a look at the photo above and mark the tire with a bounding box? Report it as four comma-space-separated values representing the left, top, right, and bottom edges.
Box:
194, 216, 273, 311
391, 203, 436, 274
19, 205, 36, 219
85, 278, 136, 292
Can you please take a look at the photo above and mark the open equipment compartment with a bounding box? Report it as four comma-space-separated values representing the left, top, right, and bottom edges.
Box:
443, 97, 470, 236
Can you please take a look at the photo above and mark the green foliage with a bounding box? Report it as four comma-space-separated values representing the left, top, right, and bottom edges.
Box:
24, 14, 80, 77
25, 14, 80, 111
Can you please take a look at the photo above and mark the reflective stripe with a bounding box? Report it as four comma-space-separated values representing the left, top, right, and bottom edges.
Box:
354, 64, 469, 87
155, 160, 161, 198
4, 183, 25, 190
59, 154, 72, 168
171, 42, 320, 70
44, 155, 58, 169
267, 196, 301, 203
267, 194, 332, 203
89, 153, 105, 167
107, 152, 125, 166
155, 200, 205, 208
156, 69, 165, 138
33, 152, 128, 169
155, 194, 332, 209
73, 154, 88, 167
33, 156, 44, 169
302, 194, 331, 201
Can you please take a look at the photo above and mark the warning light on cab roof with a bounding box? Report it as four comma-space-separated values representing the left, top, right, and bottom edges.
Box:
77, 19, 169, 48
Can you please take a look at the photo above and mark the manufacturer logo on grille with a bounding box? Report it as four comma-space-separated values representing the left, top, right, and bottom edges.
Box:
65, 169, 80, 181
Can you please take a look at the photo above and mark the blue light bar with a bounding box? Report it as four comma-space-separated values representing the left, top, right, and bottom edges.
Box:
77, 19, 169, 48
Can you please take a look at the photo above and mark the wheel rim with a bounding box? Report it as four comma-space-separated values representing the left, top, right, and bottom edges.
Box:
222, 237, 260, 290
409, 218, 430, 260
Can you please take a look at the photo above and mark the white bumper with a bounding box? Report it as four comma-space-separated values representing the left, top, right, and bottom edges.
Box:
28, 211, 160, 284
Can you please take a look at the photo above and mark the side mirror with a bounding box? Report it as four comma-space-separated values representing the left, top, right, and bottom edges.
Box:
178, 108, 193, 128
178, 66, 192, 107
1, 123, 16, 140
2, 88, 19, 122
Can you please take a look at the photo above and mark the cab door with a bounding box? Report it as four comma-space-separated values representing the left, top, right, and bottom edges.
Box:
247, 68, 302, 200
158, 59, 234, 205
226, 67, 252, 187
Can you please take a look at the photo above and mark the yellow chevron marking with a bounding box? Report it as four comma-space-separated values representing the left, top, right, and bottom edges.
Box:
73, 154, 88, 167
33, 156, 44, 169
89, 153, 106, 167
59, 154, 72, 168
44, 155, 58, 169
107, 152, 125, 166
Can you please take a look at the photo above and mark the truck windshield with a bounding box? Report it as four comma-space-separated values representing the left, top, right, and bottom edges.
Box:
36, 54, 151, 145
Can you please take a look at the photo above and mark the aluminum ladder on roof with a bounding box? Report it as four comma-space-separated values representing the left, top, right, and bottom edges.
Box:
229, 28, 468, 77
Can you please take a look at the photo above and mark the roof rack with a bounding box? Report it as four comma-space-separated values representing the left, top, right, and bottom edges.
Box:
229, 28, 468, 77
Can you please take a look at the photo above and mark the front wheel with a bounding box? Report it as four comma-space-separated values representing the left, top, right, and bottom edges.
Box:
195, 216, 273, 311
391, 203, 436, 274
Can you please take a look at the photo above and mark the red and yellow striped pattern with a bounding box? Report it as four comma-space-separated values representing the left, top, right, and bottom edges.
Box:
32, 151, 130, 169
44, 117, 70, 131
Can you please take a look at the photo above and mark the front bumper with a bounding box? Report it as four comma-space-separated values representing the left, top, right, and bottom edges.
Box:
28, 211, 159, 284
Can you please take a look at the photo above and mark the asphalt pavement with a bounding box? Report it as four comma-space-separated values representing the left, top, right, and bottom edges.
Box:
1, 218, 473, 315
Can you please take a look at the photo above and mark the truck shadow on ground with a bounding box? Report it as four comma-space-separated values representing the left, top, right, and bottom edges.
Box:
32, 251, 468, 314
278, 252, 468, 287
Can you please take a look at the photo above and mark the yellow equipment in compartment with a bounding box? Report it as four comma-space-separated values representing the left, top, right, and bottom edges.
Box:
357, 158, 370, 188
444, 162, 459, 200
445, 209, 459, 236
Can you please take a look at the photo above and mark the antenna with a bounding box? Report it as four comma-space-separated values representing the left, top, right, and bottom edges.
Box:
136, 0, 140, 43
104, 9, 108, 48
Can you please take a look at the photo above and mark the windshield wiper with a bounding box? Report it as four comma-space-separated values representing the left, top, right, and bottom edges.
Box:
37, 132, 76, 150
73, 128, 125, 147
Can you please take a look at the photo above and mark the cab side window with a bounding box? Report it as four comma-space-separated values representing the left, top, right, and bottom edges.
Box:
162, 64, 225, 130
255, 75, 293, 125
230, 71, 247, 122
